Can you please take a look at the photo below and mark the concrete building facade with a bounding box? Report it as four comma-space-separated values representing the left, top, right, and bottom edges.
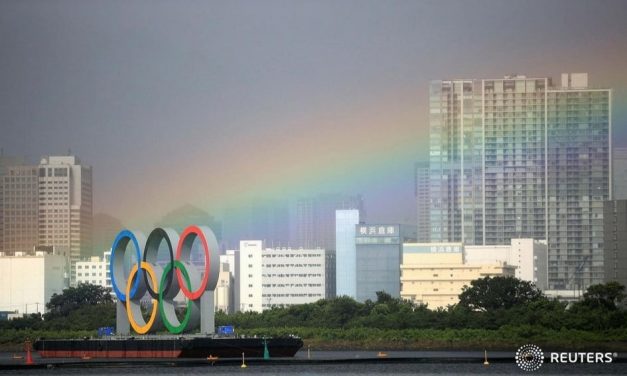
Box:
237, 241, 334, 312
465, 238, 548, 290
261, 247, 333, 309
401, 243, 515, 309
237, 240, 263, 312
0, 250, 67, 316
214, 261, 234, 313
75, 251, 111, 288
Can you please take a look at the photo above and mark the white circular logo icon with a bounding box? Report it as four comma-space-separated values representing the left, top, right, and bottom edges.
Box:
515, 344, 544, 372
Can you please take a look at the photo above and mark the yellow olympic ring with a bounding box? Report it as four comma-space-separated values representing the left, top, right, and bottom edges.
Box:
125, 261, 159, 334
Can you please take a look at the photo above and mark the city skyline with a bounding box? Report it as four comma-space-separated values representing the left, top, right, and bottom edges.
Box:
1, 1, 627, 228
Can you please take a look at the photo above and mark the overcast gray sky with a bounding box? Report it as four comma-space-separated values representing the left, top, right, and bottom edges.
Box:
1, 0, 626, 226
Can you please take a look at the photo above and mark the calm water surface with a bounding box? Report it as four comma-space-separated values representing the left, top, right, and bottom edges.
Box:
3, 362, 627, 375
1, 351, 625, 375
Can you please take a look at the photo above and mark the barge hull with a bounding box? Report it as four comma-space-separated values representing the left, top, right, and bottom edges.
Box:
34, 337, 303, 359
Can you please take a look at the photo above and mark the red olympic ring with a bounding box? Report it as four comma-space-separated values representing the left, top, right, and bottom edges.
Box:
175, 225, 217, 300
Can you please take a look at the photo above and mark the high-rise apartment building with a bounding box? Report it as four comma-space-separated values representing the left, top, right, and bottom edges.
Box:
429, 73, 611, 290
37, 156, 93, 285
335, 209, 360, 298
612, 147, 627, 200
603, 200, 627, 289
415, 161, 430, 242
294, 193, 363, 250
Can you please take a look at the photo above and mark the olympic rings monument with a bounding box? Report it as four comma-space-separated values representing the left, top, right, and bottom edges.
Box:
110, 225, 220, 335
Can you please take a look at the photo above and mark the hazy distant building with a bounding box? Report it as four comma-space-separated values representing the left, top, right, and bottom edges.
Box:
603, 200, 627, 288
415, 161, 430, 242
613, 147, 627, 200
429, 73, 611, 290
401, 243, 515, 309
0, 153, 26, 253
222, 199, 289, 250
158, 204, 222, 242
355, 224, 417, 301
335, 209, 360, 298
92, 213, 123, 258
294, 193, 363, 250
1, 165, 39, 255
38, 156, 93, 286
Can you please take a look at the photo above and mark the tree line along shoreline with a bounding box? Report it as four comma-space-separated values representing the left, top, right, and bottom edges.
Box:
1, 277, 625, 352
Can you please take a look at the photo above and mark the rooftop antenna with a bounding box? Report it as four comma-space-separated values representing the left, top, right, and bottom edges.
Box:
67, 148, 72, 156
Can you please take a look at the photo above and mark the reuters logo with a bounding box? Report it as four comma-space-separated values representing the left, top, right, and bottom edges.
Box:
516, 344, 544, 372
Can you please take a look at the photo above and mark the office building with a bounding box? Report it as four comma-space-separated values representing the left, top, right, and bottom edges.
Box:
613, 147, 627, 200
335, 209, 360, 298
0, 249, 67, 316
0, 153, 26, 253
401, 243, 515, 309
429, 73, 611, 290
261, 247, 333, 309
415, 161, 430, 242
603, 200, 627, 288
294, 193, 363, 250
237, 241, 334, 312
355, 224, 417, 301
1, 165, 39, 254
75, 251, 111, 288
38, 156, 93, 286
237, 240, 263, 312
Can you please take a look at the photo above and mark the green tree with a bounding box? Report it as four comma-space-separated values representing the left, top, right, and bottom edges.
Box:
45, 283, 113, 319
458, 276, 544, 312
579, 282, 625, 310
